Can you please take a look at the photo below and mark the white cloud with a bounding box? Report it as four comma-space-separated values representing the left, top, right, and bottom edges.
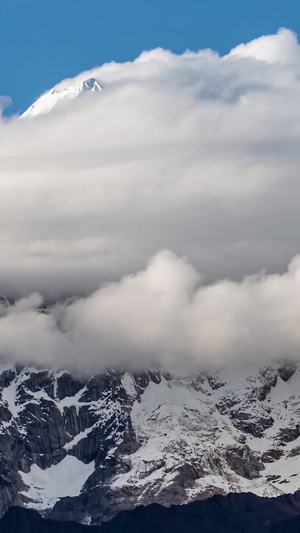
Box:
0, 250, 300, 374
0, 29, 300, 370
228, 27, 300, 63
0, 95, 11, 112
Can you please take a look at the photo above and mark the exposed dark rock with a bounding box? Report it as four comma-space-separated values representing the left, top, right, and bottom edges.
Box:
261, 449, 284, 463
278, 425, 300, 443
0, 369, 15, 390
229, 408, 274, 437
278, 362, 297, 382
226, 446, 264, 479
207, 373, 226, 390
216, 392, 241, 415
56, 373, 85, 400
23, 371, 54, 397
17, 400, 68, 456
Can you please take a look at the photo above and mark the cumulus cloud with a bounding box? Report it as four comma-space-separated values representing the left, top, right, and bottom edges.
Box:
1, 29, 300, 370
0, 250, 300, 374
229, 27, 300, 63
1, 29, 300, 299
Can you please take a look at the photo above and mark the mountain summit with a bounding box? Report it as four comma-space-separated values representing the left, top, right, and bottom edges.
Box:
21, 77, 102, 118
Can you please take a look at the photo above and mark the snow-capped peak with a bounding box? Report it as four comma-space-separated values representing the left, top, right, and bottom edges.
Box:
21, 77, 102, 118
80, 78, 101, 92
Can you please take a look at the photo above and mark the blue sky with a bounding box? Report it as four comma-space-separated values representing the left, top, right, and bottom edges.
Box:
1, 0, 299, 114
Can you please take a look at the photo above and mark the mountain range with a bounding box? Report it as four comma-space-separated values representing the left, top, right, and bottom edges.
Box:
0, 360, 299, 527
4, 77, 300, 532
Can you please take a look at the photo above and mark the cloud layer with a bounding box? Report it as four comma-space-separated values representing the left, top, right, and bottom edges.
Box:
1, 250, 300, 374
1, 28, 300, 298
1, 28, 300, 371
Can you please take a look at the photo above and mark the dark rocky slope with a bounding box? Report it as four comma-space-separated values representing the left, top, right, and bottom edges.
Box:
3, 492, 300, 533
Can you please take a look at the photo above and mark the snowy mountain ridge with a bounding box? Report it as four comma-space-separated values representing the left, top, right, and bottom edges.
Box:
21, 77, 101, 117
0, 361, 300, 524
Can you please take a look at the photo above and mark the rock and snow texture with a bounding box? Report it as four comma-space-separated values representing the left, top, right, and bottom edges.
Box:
21, 77, 101, 118
0, 362, 300, 524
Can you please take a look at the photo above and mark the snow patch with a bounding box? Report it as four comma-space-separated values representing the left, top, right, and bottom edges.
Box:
121, 372, 137, 397
20, 456, 94, 509
2, 378, 19, 418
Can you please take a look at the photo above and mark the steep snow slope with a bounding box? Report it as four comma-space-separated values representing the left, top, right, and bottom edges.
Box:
20, 456, 95, 508
0, 362, 299, 524
21, 77, 101, 117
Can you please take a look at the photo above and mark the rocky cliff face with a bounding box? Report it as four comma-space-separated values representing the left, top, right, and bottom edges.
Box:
0, 361, 300, 524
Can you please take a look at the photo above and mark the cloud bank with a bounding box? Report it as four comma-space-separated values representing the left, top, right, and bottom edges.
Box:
1, 28, 300, 371
1, 28, 300, 298
0, 250, 300, 374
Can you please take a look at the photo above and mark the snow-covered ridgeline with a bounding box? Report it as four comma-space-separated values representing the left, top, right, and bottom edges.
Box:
21, 77, 102, 118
